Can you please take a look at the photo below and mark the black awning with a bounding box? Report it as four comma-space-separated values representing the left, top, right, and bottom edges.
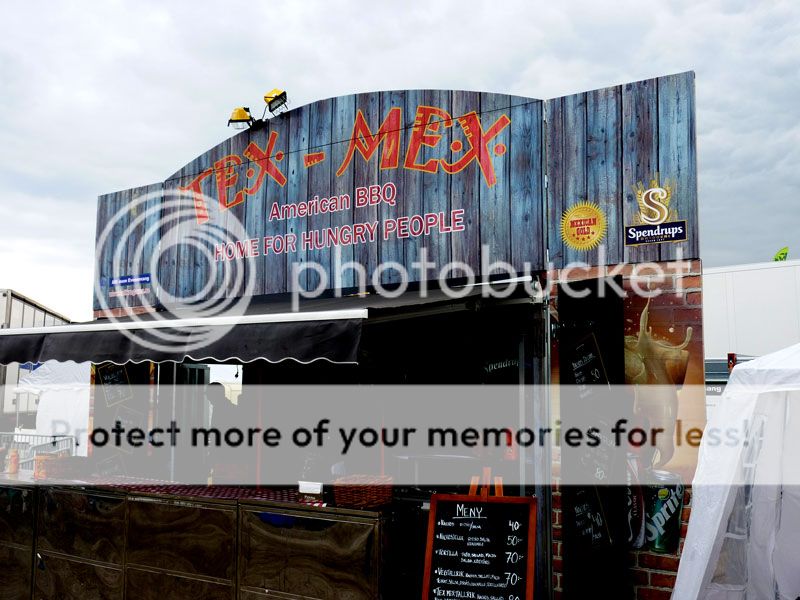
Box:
0, 311, 365, 366
0, 278, 542, 366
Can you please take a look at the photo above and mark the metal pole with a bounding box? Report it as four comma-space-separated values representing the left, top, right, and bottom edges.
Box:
518, 335, 526, 496
170, 363, 177, 482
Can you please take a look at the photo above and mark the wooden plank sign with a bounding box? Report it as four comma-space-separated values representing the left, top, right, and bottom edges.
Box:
93, 73, 698, 311
422, 494, 537, 600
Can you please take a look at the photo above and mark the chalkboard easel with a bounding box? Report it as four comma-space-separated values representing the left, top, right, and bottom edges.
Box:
422, 493, 537, 600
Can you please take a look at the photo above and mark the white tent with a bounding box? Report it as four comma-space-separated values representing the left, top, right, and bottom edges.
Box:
674, 343, 800, 599
15, 361, 91, 457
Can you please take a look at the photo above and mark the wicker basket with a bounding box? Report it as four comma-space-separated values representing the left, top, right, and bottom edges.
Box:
332, 475, 393, 508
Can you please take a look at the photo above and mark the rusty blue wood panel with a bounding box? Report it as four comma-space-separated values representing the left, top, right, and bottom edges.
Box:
510, 97, 544, 273
545, 96, 564, 268
561, 92, 588, 267
286, 104, 310, 293
450, 91, 482, 275
330, 94, 357, 289
587, 85, 622, 265
402, 89, 425, 276
94, 83, 697, 307
94, 193, 112, 310
352, 92, 381, 282
378, 90, 406, 285
139, 183, 164, 308
307, 98, 334, 292
622, 77, 661, 264
225, 130, 252, 300
108, 189, 131, 310
479, 92, 512, 275
252, 114, 290, 296
158, 176, 181, 304
658, 72, 697, 262
181, 150, 210, 303
421, 89, 452, 275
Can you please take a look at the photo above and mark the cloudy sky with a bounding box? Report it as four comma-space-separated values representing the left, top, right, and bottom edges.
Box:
1, 0, 798, 321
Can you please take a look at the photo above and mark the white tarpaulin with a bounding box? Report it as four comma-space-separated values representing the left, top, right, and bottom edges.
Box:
674, 343, 800, 599
15, 361, 91, 456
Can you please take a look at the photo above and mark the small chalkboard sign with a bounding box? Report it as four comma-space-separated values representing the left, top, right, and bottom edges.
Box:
97, 363, 133, 408
572, 486, 611, 548
569, 332, 608, 388
422, 494, 536, 600
565, 333, 614, 549
569, 333, 616, 482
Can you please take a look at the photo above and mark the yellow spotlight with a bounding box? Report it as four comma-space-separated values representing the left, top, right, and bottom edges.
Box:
227, 106, 253, 129
264, 89, 288, 114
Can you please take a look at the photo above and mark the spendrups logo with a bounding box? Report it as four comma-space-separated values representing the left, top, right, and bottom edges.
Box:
625, 178, 687, 246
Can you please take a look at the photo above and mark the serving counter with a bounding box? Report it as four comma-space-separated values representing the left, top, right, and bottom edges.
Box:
0, 484, 385, 600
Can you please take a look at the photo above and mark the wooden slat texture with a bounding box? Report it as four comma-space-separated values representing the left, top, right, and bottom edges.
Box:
139, 183, 164, 307
108, 189, 131, 311
402, 89, 425, 274
450, 91, 482, 274
307, 97, 334, 291
378, 90, 406, 285
93, 79, 697, 307
658, 71, 698, 261
174, 151, 205, 303
479, 92, 512, 275
251, 115, 290, 296
353, 92, 381, 281
125, 186, 145, 309
545, 96, 565, 267
244, 126, 268, 297
330, 93, 357, 289
561, 92, 588, 267
94, 194, 112, 310
224, 130, 252, 300
622, 77, 661, 264
157, 176, 180, 304
510, 97, 544, 272
587, 85, 622, 265
203, 136, 232, 303
421, 89, 452, 274
286, 104, 310, 293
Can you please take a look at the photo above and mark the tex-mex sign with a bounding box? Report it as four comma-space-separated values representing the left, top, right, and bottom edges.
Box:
183, 104, 511, 226
95, 75, 698, 310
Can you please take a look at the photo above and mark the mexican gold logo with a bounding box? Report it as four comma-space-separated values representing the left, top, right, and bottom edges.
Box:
561, 201, 607, 251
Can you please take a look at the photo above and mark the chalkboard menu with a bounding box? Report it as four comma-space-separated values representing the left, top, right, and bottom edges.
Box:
97, 363, 133, 407
422, 494, 536, 600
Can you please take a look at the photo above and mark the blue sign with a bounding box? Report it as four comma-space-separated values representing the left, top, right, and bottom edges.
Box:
110, 273, 152, 287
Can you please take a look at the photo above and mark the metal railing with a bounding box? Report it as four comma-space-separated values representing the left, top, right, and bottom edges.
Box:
0, 432, 75, 471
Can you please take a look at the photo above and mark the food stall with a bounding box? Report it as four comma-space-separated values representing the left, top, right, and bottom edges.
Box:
0, 72, 703, 599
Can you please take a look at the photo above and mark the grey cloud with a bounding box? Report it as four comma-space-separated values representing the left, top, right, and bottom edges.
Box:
0, 0, 798, 320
